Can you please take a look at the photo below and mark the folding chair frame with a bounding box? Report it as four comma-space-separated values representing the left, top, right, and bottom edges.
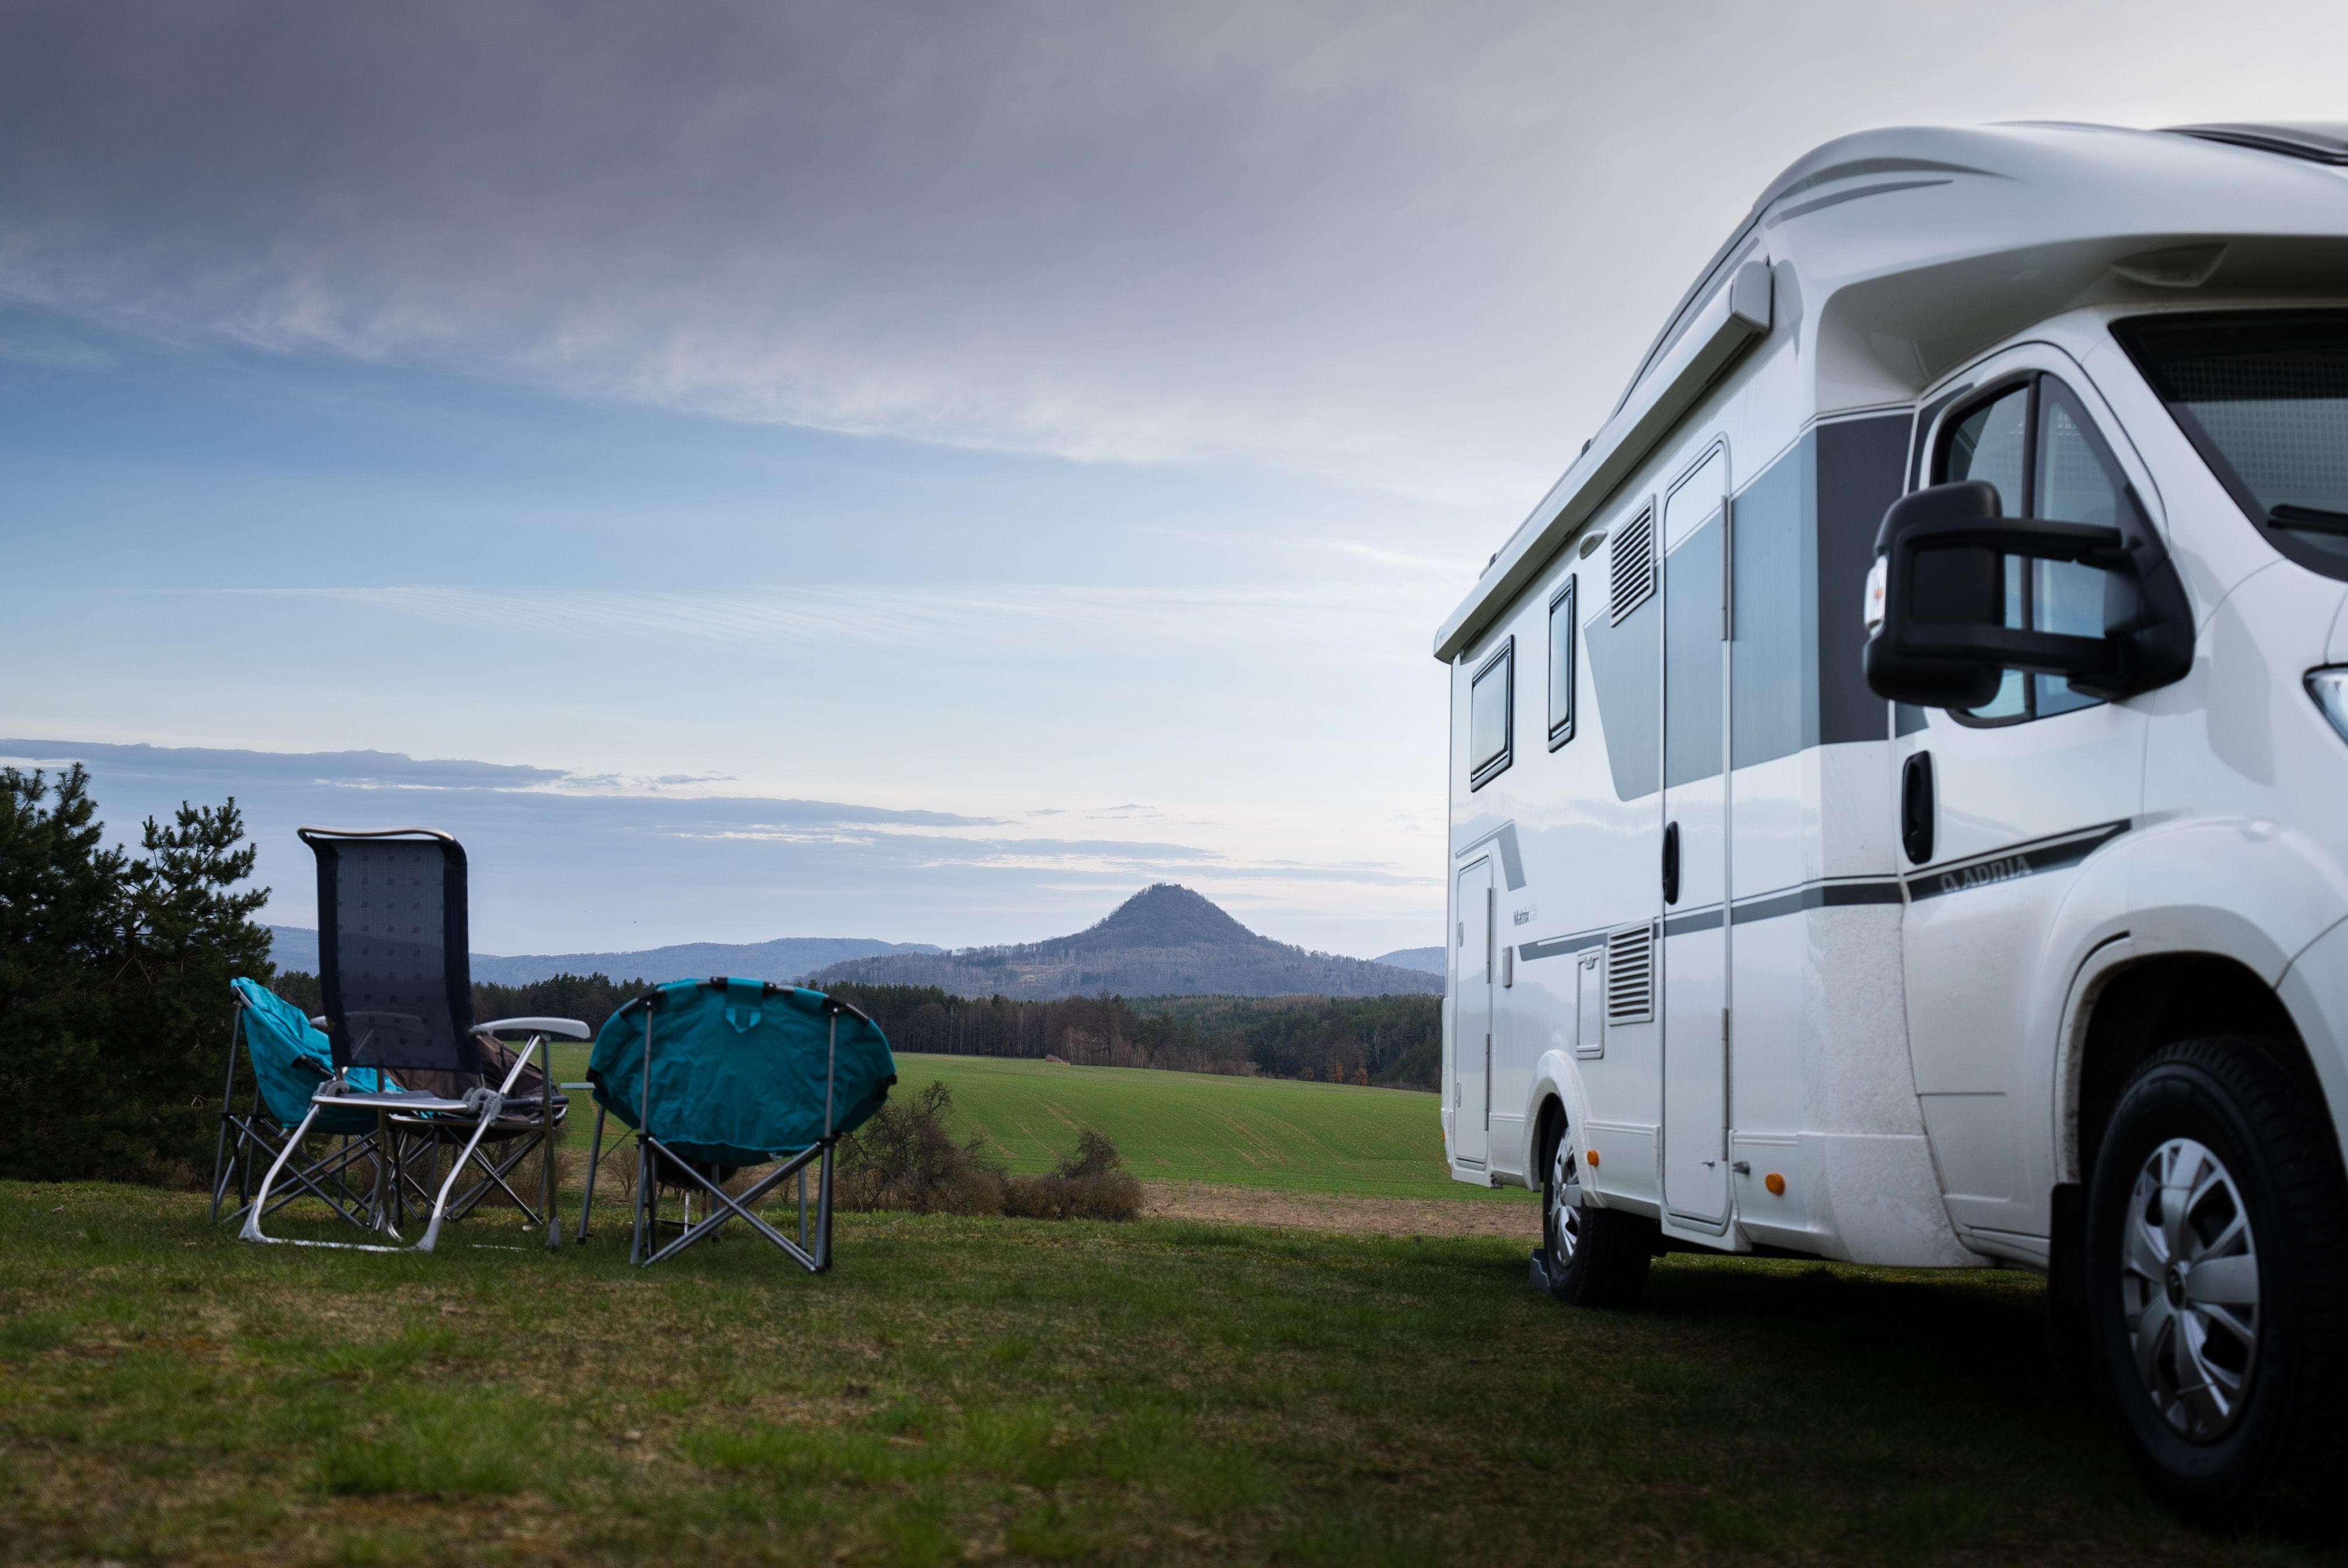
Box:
577, 986, 867, 1273
240, 1018, 582, 1253
209, 992, 383, 1234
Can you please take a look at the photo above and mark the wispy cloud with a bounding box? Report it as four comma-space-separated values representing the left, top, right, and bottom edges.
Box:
222, 579, 1444, 664
0, 737, 1429, 953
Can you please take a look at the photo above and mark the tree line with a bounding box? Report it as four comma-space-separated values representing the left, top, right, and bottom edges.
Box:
267, 975, 1445, 1091
818, 983, 1441, 1090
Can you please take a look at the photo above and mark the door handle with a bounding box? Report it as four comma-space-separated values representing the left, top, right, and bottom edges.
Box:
1661, 820, 1681, 905
1901, 751, 1935, 864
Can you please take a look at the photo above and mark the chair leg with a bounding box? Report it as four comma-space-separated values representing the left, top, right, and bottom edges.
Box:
577, 1105, 608, 1245
210, 1009, 244, 1224
631, 1135, 652, 1266
816, 1139, 835, 1273
541, 1120, 561, 1252
242, 1103, 327, 1244
416, 1096, 505, 1253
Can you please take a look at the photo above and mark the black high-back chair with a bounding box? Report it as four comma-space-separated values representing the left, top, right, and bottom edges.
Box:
242, 828, 588, 1252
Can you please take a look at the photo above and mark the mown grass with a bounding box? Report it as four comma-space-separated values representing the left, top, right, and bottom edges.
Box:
0, 1181, 2332, 1565
545, 1044, 1527, 1204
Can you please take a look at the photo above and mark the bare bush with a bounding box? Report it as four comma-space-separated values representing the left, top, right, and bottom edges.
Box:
1003, 1127, 1142, 1221
835, 1081, 1010, 1216
835, 1080, 1137, 1221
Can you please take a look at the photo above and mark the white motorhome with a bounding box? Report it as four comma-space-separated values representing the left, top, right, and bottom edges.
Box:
1436, 120, 2348, 1513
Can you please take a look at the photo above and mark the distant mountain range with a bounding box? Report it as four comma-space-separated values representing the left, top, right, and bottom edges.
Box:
265, 927, 940, 987
806, 884, 1443, 999
1372, 946, 1444, 975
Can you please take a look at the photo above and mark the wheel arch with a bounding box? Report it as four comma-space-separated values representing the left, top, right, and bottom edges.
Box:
2059, 946, 2309, 1186
1525, 1050, 1593, 1201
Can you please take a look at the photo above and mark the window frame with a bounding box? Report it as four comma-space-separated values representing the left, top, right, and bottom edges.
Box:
1468, 637, 1516, 790
1927, 370, 2120, 729
1546, 576, 1577, 750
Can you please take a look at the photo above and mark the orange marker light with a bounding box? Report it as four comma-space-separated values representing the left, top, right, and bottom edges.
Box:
1764, 1172, 1786, 1196
1585, 1149, 1601, 1167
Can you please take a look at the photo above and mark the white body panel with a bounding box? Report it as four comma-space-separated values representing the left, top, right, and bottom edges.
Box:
1437, 121, 2348, 1268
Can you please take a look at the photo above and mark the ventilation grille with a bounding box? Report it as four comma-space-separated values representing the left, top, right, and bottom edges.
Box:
1609, 509, 1656, 624
1605, 922, 1656, 1026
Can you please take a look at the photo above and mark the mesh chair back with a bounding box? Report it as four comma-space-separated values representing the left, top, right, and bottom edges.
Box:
301, 828, 480, 1078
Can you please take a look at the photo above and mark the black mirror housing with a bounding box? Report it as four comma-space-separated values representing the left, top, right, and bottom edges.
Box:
1863, 480, 2192, 709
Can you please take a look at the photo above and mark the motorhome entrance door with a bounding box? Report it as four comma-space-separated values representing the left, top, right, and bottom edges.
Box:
1453, 856, 1493, 1167
1660, 447, 1730, 1227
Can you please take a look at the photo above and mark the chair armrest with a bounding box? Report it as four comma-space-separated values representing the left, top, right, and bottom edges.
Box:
478, 1017, 592, 1040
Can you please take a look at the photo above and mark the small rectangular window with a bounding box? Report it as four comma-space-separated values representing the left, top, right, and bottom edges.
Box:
1547, 578, 1576, 749
1469, 638, 1514, 790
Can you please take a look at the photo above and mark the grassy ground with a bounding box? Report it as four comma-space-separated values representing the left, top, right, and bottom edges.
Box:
545, 1045, 1529, 1205
0, 1182, 2333, 1566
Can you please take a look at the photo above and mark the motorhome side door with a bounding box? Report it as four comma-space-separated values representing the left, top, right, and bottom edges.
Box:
1892, 363, 2148, 1241
1454, 856, 1495, 1168
1661, 444, 1731, 1228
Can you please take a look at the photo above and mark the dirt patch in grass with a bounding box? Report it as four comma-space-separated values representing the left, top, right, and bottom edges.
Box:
1141, 1181, 1539, 1238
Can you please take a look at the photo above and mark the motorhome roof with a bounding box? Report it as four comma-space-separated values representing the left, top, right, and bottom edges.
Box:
2167, 122, 2348, 166
1432, 120, 2348, 664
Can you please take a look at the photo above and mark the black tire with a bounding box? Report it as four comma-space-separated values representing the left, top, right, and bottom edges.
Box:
1541, 1115, 1653, 1308
2085, 1037, 2348, 1522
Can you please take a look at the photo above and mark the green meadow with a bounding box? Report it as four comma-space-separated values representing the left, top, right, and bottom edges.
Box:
545, 1046, 1530, 1205
0, 1184, 2325, 1567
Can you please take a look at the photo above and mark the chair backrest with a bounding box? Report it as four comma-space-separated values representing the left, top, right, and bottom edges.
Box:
586, 978, 897, 1166
300, 827, 480, 1079
230, 977, 394, 1128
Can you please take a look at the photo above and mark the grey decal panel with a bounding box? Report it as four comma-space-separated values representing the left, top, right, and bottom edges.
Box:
1454, 821, 1527, 891
1729, 878, 1903, 924
1518, 929, 1610, 963
1517, 875, 1902, 961
1817, 415, 1910, 746
1906, 820, 2130, 902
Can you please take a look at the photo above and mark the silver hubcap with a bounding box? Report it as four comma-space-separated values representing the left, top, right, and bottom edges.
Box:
2120, 1137, 2262, 1440
1548, 1138, 1583, 1266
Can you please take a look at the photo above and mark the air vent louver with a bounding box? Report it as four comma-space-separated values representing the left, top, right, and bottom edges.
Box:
1604, 922, 1656, 1026
1609, 509, 1656, 624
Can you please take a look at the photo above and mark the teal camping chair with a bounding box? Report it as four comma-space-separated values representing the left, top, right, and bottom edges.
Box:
210, 977, 399, 1232
579, 978, 895, 1270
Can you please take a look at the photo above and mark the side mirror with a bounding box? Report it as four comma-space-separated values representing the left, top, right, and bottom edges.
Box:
1862, 480, 2190, 708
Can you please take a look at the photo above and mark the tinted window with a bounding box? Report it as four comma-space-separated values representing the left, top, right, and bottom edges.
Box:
2116, 311, 2348, 580
1729, 442, 1811, 768
1469, 639, 1513, 789
1548, 578, 1576, 747
2032, 386, 2127, 716
1944, 386, 2029, 513
1931, 374, 2123, 725
1664, 513, 1724, 788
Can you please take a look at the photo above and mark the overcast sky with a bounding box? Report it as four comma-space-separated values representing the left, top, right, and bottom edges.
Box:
6, 2, 2346, 957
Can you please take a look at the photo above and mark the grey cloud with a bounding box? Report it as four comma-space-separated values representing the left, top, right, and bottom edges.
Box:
10, 4, 2340, 510
0, 2, 1990, 509
0, 737, 564, 790
8, 2, 2346, 516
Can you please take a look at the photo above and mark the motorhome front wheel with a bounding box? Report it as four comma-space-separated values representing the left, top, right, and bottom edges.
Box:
2086, 1039, 2348, 1520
